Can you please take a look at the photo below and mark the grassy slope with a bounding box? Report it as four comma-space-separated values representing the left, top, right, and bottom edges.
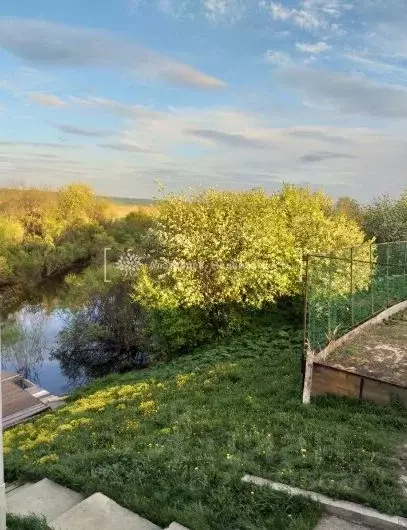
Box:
6, 515, 53, 530
4, 317, 407, 529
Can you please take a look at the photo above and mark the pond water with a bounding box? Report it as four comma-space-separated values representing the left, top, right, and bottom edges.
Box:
2, 308, 81, 396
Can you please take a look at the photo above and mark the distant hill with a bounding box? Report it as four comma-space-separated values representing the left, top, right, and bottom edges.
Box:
106, 197, 156, 205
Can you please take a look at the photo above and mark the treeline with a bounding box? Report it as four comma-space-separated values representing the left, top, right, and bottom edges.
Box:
4, 183, 407, 381
334, 194, 407, 244
0, 184, 151, 316
53, 185, 369, 379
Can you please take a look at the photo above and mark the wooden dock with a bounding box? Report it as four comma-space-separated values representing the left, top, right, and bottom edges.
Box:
1, 371, 64, 429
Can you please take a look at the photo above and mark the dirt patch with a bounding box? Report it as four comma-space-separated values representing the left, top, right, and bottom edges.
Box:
324, 310, 407, 387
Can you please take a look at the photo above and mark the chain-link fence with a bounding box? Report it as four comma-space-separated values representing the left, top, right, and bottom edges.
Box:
304, 241, 407, 353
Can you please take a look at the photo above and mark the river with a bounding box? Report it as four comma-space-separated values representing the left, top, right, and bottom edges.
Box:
2, 307, 81, 395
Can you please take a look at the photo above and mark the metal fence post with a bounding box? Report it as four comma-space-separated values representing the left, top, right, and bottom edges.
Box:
386, 244, 390, 307
328, 253, 333, 338
302, 254, 310, 381
0, 323, 6, 530
350, 247, 354, 326
404, 242, 407, 298
370, 243, 374, 314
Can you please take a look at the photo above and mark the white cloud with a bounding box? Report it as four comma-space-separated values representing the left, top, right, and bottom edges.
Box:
29, 92, 67, 108
157, 0, 193, 18
344, 52, 407, 74
296, 41, 331, 53
48, 121, 113, 137
279, 68, 407, 118
261, 1, 324, 29
204, 0, 245, 22
1, 98, 407, 200
0, 17, 226, 90
263, 50, 293, 66
260, 0, 352, 33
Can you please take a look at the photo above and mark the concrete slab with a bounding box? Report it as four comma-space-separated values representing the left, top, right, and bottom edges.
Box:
6, 478, 83, 521
242, 474, 407, 530
165, 524, 190, 530
315, 515, 374, 530
5, 482, 33, 497
52, 492, 161, 530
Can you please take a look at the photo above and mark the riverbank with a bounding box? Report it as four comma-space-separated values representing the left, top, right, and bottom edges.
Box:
4, 321, 407, 529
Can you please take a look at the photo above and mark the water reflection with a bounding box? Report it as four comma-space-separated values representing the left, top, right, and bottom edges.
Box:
2, 307, 80, 395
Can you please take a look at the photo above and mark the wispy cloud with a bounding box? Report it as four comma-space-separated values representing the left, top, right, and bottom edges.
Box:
68, 96, 159, 119
299, 150, 357, 163
49, 122, 113, 137
344, 52, 407, 74
157, 0, 192, 18
0, 140, 78, 149
0, 17, 226, 90
186, 128, 273, 149
100, 142, 152, 152
280, 68, 407, 118
260, 1, 324, 29
29, 92, 67, 108
296, 41, 331, 53
263, 50, 293, 66
260, 0, 352, 33
288, 128, 355, 145
204, 0, 245, 23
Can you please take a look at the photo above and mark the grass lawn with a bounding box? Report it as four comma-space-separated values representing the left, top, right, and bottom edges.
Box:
6, 515, 52, 530
4, 315, 407, 529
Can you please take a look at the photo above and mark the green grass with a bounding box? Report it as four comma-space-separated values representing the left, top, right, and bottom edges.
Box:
6, 514, 52, 530
4, 318, 407, 529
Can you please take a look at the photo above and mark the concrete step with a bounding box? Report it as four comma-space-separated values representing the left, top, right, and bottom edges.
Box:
165, 524, 189, 530
6, 478, 83, 521
5, 481, 33, 497
315, 515, 374, 529
52, 492, 161, 530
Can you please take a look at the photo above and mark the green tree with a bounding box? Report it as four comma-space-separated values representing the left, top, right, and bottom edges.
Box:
334, 196, 363, 226
363, 193, 407, 243
134, 186, 367, 354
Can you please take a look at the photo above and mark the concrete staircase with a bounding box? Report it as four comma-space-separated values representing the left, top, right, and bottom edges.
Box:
6, 478, 188, 530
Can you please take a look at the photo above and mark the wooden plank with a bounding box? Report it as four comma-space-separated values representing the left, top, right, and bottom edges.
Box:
1, 371, 21, 382
2, 380, 43, 418
362, 378, 407, 406
3, 403, 48, 429
312, 364, 361, 399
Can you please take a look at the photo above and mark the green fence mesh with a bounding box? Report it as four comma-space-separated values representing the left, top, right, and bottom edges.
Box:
305, 241, 407, 353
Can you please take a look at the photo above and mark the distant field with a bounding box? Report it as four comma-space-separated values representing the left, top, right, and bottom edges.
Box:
0, 187, 156, 219
107, 203, 157, 218
107, 196, 156, 206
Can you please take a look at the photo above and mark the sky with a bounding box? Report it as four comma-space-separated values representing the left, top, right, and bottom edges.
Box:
0, 1, 406, 200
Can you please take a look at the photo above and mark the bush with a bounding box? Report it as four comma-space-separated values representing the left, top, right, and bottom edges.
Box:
134, 186, 367, 354
52, 279, 148, 383
6, 514, 52, 530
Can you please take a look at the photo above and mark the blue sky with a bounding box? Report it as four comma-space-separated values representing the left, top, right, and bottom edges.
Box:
0, 1, 406, 199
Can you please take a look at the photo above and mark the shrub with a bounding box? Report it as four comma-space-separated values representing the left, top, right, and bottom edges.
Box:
134, 186, 367, 354
6, 514, 52, 530
52, 279, 148, 383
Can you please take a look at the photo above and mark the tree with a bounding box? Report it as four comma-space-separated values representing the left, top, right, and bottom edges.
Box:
2, 310, 47, 380
277, 185, 365, 256
52, 279, 148, 383
56, 183, 107, 228
133, 186, 367, 354
334, 196, 363, 226
363, 194, 407, 243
